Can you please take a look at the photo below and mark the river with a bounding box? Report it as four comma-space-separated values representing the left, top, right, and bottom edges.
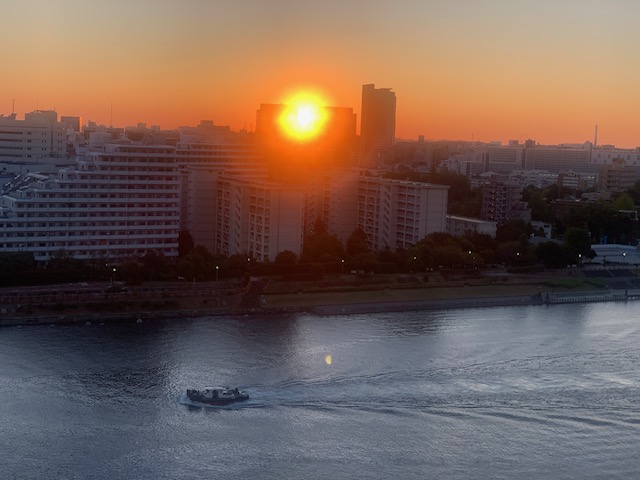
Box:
2, 302, 640, 479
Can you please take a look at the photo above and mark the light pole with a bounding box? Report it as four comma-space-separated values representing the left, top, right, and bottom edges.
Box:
215, 265, 219, 282
341, 259, 345, 275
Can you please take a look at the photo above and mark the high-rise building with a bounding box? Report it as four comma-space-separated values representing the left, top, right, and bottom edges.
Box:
360, 84, 396, 167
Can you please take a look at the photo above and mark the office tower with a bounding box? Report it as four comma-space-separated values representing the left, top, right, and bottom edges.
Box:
360, 84, 396, 167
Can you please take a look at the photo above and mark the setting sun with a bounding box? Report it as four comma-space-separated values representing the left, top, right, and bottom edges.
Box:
278, 92, 329, 142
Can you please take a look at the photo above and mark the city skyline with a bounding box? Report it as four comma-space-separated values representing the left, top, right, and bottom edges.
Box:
3, 0, 640, 147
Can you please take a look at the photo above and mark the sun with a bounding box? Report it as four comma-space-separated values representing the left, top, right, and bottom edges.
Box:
278, 91, 329, 142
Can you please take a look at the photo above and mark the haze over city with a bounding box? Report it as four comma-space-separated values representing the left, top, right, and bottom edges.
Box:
3, 0, 640, 147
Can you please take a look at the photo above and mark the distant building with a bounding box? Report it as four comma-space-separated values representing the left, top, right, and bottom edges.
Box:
530, 221, 552, 239
480, 180, 531, 225
358, 176, 448, 252
557, 170, 596, 191
0, 110, 67, 160
60, 116, 82, 132
598, 157, 637, 197
446, 215, 497, 238
523, 143, 594, 173
360, 84, 396, 167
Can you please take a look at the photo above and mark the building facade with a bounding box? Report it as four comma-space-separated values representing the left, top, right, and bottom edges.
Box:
0, 111, 67, 160
446, 215, 497, 238
215, 176, 304, 261
480, 180, 531, 226
598, 158, 638, 196
360, 84, 396, 167
0, 144, 180, 262
358, 177, 448, 252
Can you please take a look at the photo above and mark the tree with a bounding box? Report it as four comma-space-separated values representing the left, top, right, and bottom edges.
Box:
119, 258, 145, 285
178, 230, 195, 258
528, 191, 551, 221
177, 245, 216, 281
275, 250, 298, 264
496, 219, 530, 243
612, 192, 635, 211
142, 251, 169, 281
536, 242, 575, 268
346, 228, 369, 257
564, 227, 592, 257
302, 232, 345, 263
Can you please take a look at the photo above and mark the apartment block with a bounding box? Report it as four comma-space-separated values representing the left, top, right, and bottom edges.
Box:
480, 181, 531, 226
0, 110, 67, 160
358, 177, 448, 252
597, 158, 638, 199
0, 144, 180, 262
446, 215, 497, 238
215, 176, 304, 262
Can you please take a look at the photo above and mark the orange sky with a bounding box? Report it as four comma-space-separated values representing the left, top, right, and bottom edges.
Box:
2, 0, 640, 147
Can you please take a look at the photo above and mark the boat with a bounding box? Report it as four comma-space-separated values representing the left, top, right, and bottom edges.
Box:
186, 386, 249, 405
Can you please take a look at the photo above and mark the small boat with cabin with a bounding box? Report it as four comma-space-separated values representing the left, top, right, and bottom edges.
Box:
186, 386, 249, 405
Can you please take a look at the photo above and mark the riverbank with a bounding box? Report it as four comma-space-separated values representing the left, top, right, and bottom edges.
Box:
1, 269, 637, 327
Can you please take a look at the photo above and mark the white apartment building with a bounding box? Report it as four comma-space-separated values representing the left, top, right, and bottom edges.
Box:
358, 177, 448, 252
0, 144, 180, 262
446, 215, 497, 238
0, 111, 67, 160
303, 168, 361, 243
177, 141, 266, 251
215, 176, 304, 261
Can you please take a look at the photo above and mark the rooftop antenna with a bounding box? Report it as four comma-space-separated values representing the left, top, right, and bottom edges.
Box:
594, 124, 598, 146
11, 99, 15, 114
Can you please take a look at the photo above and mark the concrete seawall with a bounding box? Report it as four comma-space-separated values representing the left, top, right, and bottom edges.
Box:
3, 288, 640, 328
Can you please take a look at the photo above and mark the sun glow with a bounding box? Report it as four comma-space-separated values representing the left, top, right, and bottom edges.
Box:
278, 91, 329, 142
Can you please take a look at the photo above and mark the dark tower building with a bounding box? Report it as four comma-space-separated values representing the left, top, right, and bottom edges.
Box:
360, 84, 396, 167
255, 103, 357, 184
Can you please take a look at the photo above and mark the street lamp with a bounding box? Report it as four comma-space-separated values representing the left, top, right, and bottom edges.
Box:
215, 265, 219, 282
341, 258, 345, 275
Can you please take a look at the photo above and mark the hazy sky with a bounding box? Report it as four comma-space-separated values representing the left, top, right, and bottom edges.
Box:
2, 0, 640, 146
